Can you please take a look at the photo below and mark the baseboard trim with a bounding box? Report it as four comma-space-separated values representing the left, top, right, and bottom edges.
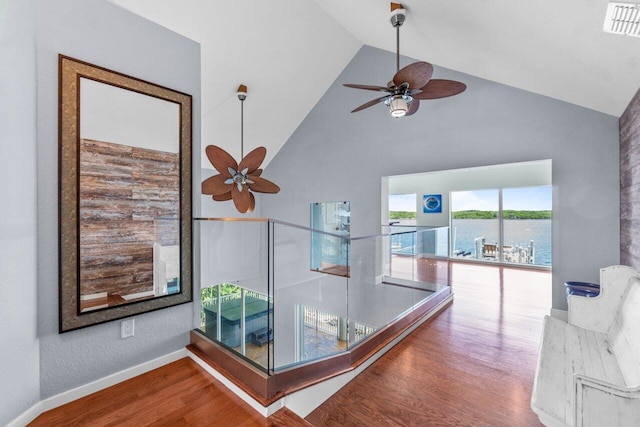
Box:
8, 349, 187, 427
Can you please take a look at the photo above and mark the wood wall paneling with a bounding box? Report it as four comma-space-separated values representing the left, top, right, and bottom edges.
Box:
79, 139, 179, 305
620, 87, 640, 270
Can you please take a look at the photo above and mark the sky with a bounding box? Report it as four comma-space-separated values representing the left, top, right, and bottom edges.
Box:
389, 193, 417, 212
390, 186, 552, 212
451, 186, 552, 211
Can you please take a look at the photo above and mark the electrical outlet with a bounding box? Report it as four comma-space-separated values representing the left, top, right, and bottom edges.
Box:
121, 318, 135, 339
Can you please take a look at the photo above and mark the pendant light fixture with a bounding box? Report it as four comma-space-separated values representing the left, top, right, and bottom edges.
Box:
201, 85, 280, 214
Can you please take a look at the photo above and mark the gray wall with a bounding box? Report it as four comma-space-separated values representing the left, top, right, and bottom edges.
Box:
0, 0, 40, 423
261, 45, 620, 311
620, 87, 640, 269
36, 0, 200, 398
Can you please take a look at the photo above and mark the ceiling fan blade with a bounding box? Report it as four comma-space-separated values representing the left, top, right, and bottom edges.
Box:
205, 145, 237, 177
343, 83, 392, 92
231, 184, 251, 214
202, 174, 233, 196
414, 79, 467, 100
213, 192, 232, 202
253, 169, 263, 177
247, 192, 256, 213
238, 146, 266, 174
248, 176, 280, 194
351, 97, 386, 113
393, 62, 434, 90
406, 99, 420, 116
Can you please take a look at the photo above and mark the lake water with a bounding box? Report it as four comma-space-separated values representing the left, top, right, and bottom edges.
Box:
452, 219, 551, 266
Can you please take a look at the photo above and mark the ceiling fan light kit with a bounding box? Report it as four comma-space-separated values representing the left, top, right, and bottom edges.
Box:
388, 94, 410, 117
201, 84, 280, 214
344, 2, 466, 118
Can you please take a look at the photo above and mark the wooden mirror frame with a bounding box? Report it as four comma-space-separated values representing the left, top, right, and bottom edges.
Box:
59, 55, 192, 332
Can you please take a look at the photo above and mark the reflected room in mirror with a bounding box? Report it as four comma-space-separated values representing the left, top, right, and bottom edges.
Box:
59, 55, 192, 332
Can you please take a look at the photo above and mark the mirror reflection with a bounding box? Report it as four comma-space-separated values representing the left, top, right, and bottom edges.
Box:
78, 78, 182, 312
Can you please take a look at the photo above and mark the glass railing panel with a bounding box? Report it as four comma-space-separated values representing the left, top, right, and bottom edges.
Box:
413, 227, 450, 285
196, 219, 272, 372
271, 221, 348, 370
415, 226, 449, 258
388, 226, 417, 282
196, 218, 450, 372
349, 233, 437, 348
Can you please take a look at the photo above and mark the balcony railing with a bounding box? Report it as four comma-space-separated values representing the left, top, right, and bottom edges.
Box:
194, 218, 450, 374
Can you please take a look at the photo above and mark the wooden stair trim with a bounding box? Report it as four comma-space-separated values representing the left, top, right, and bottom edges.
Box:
189, 286, 453, 405
187, 337, 280, 407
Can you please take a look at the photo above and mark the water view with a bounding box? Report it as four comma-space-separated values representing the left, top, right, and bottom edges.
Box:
452, 219, 551, 266
389, 186, 552, 267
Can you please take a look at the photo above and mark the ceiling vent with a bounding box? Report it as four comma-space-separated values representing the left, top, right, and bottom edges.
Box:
604, 2, 640, 36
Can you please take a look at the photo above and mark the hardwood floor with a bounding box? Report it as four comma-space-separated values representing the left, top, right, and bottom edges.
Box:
31, 261, 549, 426
29, 357, 311, 427
306, 261, 549, 426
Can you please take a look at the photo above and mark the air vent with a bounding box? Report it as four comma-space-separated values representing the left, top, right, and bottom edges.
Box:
604, 2, 640, 36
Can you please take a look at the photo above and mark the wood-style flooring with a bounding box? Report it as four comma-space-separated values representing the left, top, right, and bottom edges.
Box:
29, 357, 311, 427
306, 261, 549, 426
31, 260, 549, 426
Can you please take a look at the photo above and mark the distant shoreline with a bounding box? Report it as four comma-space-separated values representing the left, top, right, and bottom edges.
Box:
389, 210, 552, 220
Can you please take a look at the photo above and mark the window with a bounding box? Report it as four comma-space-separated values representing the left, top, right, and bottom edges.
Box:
451, 186, 551, 267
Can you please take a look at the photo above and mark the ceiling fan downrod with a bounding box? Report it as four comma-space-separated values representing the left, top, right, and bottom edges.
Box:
237, 84, 247, 158
390, 3, 406, 73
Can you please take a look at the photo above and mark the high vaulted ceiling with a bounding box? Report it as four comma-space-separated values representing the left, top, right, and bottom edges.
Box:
112, 0, 640, 168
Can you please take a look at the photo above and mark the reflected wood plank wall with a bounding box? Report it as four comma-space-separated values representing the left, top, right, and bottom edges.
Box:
79, 139, 179, 297
620, 87, 640, 269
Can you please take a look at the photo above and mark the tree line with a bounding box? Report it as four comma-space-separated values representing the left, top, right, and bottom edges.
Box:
452, 210, 552, 219
389, 210, 552, 220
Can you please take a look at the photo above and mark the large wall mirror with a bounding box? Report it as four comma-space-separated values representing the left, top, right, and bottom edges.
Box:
59, 55, 192, 332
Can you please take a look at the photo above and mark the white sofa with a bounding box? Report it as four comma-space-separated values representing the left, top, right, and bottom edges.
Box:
531, 265, 640, 427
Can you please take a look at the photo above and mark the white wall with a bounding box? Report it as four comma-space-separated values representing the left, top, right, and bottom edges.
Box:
388, 160, 552, 227
0, 0, 40, 423
36, 0, 200, 399
261, 46, 620, 312
80, 77, 180, 153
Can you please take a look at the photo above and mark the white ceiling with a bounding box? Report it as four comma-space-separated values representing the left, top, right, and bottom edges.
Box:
112, 0, 640, 167
111, 0, 361, 169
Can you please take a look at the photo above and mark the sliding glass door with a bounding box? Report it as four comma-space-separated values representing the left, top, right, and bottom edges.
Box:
450, 186, 551, 267
502, 186, 552, 267
450, 189, 500, 262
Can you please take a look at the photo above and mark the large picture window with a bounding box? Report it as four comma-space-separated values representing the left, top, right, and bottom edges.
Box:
450, 186, 551, 267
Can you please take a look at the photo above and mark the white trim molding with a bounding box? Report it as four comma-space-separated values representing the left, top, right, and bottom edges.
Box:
8, 349, 187, 427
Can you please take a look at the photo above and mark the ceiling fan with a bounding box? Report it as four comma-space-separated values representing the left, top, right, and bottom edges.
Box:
344, 2, 466, 117
201, 85, 280, 214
